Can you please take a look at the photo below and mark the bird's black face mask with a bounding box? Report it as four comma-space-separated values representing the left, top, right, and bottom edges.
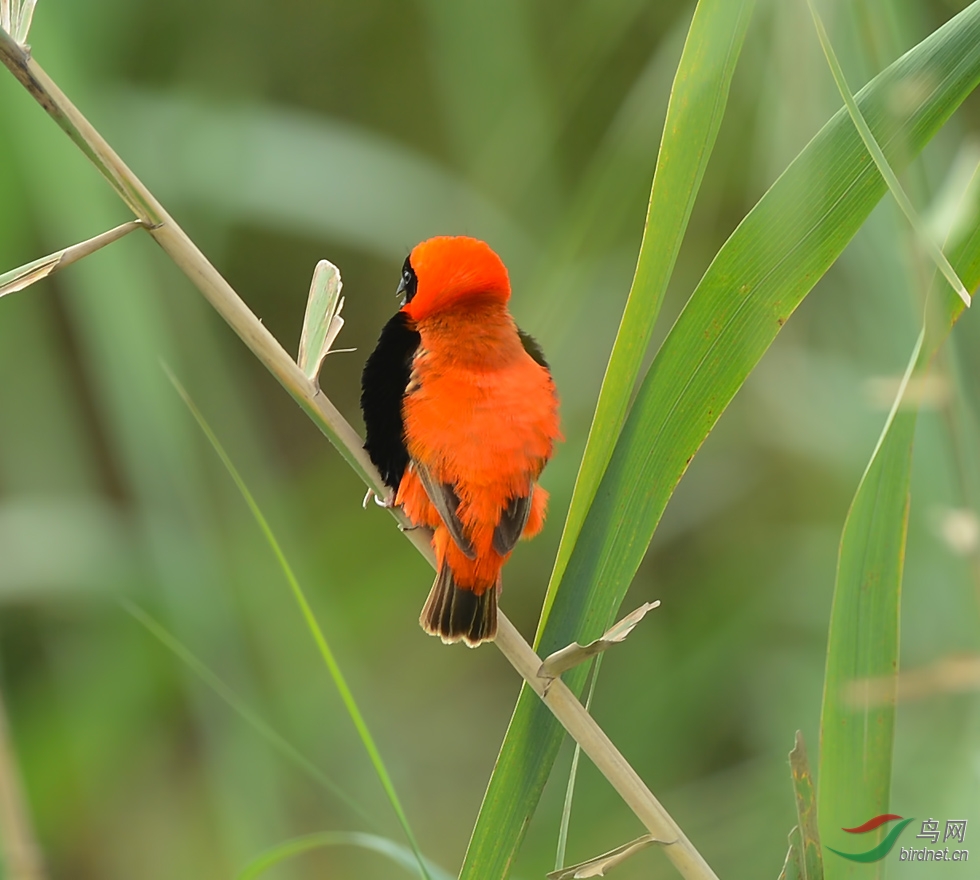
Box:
396, 257, 418, 306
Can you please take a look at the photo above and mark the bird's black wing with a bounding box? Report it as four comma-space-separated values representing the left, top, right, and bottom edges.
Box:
517, 328, 549, 368
415, 463, 477, 559
360, 310, 421, 491
493, 488, 534, 556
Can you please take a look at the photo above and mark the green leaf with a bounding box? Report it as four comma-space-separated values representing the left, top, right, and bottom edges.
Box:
460, 0, 753, 878
817, 165, 980, 879
462, 0, 754, 874
818, 410, 914, 878
535, 0, 755, 641
466, 3, 980, 877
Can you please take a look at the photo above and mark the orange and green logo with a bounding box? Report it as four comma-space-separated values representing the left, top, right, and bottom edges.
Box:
829, 814, 915, 863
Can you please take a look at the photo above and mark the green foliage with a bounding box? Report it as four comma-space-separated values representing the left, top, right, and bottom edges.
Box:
2, 2, 980, 879
467, 4, 980, 875
806, 0, 970, 307
818, 175, 980, 878
120, 598, 376, 826
536, 0, 756, 638
170, 375, 433, 880
462, 2, 754, 871
820, 403, 915, 878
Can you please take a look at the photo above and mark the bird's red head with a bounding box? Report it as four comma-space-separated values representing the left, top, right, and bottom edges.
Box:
399, 236, 511, 322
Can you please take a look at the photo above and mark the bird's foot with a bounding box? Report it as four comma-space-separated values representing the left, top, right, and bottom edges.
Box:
362, 487, 395, 509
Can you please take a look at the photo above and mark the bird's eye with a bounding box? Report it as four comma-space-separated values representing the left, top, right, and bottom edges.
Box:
397, 258, 418, 304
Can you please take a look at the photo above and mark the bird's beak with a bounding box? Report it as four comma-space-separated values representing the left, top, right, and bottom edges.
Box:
395, 276, 408, 305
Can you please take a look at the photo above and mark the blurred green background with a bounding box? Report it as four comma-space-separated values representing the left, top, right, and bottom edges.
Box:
1, 0, 979, 877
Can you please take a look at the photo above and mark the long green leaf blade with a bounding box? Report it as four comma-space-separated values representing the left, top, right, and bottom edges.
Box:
819, 415, 914, 879
467, 5, 980, 877
462, 3, 755, 874
535, 0, 755, 642
818, 181, 980, 879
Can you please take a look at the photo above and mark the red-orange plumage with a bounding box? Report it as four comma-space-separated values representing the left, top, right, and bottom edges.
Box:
363, 236, 560, 646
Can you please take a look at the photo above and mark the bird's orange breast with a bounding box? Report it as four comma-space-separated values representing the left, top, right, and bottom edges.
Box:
395, 304, 560, 590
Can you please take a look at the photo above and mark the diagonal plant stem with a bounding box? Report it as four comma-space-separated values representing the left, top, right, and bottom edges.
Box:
0, 32, 718, 880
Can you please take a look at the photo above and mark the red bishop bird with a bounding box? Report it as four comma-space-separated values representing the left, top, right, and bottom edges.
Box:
360, 236, 561, 646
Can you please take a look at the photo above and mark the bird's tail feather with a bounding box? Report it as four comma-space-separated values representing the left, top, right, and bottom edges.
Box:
420, 566, 497, 647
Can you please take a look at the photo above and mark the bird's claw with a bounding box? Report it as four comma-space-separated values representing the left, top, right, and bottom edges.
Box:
362, 487, 395, 509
